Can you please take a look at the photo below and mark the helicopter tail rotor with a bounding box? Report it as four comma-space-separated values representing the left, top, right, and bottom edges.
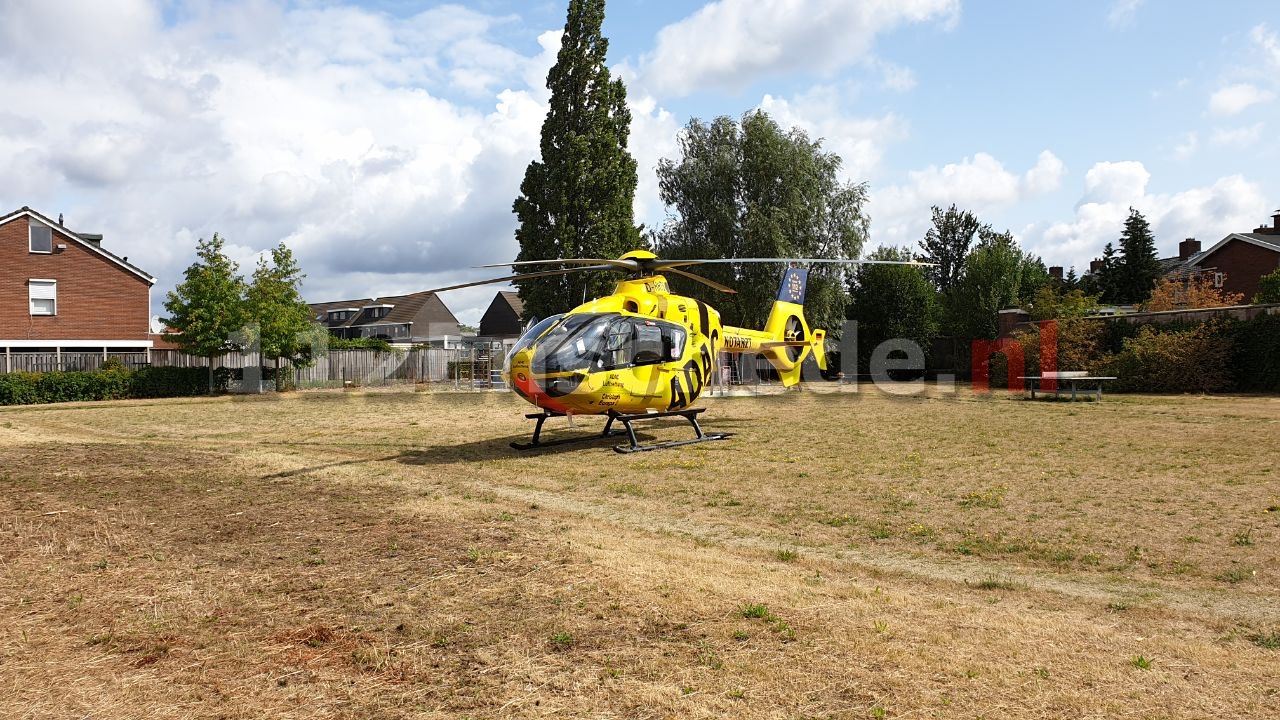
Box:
757, 266, 826, 386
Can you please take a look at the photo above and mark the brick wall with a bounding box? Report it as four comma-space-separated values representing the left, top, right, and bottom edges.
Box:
1198, 240, 1280, 301
0, 215, 152, 343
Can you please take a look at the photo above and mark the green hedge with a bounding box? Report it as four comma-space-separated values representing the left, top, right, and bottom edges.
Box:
992, 312, 1280, 394
1228, 313, 1280, 392
0, 366, 210, 406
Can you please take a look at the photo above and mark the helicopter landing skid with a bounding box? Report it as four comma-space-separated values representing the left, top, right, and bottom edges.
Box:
510, 408, 731, 453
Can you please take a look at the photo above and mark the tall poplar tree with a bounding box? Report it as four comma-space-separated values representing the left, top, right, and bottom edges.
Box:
512, 0, 640, 321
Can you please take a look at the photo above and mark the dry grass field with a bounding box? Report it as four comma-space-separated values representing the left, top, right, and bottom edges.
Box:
1, 385, 1278, 718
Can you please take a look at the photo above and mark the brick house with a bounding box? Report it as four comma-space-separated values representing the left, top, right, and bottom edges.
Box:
1, 207, 157, 369
309, 290, 461, 348
1159, 209, 1280, 300
477, 291, 525, 339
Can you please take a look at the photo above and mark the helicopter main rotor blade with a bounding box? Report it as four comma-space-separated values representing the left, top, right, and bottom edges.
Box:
476, 258, 639, 271
664, 267, 738, 294
426, 264, 619, 293
664, 258, 936, 266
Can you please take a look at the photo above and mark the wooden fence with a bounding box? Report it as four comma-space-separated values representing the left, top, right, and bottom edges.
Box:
3, 351, 150, 374
148, 347, 498, 389
3, 346, 790, 394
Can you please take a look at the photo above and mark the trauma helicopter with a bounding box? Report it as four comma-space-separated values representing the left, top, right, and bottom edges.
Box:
429, 250, 927, 452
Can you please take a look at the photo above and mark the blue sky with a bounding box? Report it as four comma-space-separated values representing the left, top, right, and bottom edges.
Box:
2, 0, 1277, 324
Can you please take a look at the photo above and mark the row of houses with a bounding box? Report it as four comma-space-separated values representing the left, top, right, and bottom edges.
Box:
0, 206, 529, 368
1080, 209, 1280, 300
4, 203, 1280, 368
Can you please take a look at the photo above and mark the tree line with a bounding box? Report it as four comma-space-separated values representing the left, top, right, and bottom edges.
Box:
511, 0, 1279, 378
166, 0, 1280, 386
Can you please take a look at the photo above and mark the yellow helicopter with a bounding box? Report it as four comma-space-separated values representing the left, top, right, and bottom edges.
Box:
431, 250, 919, 452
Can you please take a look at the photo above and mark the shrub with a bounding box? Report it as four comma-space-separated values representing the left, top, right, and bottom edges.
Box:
0, 366, 212, 406
0, 372, 41, 405
328, 337, 393, 353
988, 318, 1113, 387
1111, 322, 1232, 393
130, 367, 209, 398
1252, 268, 1280, 304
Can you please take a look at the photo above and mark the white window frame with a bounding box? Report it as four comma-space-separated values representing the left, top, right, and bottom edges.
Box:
29, 221, 53, 254
29, 279, 57, 316
1212, 272, 1224, 288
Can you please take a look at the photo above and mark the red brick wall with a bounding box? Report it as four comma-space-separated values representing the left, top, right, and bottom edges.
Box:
0, 215, 152, 343
1199, 240, 1280, 301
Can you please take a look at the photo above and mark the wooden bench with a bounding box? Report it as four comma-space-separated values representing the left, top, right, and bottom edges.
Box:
1019, 371, 1117, 400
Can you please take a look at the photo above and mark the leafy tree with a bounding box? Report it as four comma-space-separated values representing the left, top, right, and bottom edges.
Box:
512, 0, 640, 321
1254, 268, 1280, 304
944, 232, 1044, 342
1114, 207, 1163, 304
846, 246, 939, 372
247, 243, 317, 378
1027, 284, 1099, 321
918, 204, 982, 292
163, 233, 249, 391
653, 111, 869, 332
1144, 273, 1244, 311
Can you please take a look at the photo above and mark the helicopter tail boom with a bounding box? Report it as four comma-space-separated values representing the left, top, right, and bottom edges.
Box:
719, 267, 827, 387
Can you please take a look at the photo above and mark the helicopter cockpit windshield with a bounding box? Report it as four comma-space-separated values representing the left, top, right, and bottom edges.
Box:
528, 313, 686, 375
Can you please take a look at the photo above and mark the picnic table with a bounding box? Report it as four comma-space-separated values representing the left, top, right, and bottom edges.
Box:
1019, 371, 1117, 400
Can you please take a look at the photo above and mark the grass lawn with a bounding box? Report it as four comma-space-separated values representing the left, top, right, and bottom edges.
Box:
1, 386, 1277, 718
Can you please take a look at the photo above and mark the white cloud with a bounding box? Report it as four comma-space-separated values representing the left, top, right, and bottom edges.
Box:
1023, 150, 1066, 194
868, 57, 917, 92
1107, 0, 1144, 29
636, 0, 958, 97
1210, 123, 1265, 147
870, 151, 1063, 247
1208, 83, 1275, 116
1173, 131, 1198, 161
1081, 161, 1150, 206
1028, 163, 1268, 269
758, 88, 908, 182
1251, 23, 1280, 70
627, 97, 682, 230
0, 0, 561, 324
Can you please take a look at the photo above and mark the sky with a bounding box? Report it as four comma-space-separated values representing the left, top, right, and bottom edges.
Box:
3, 0, 1278, 325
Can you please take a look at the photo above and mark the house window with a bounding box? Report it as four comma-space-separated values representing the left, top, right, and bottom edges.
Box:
29, 279, 57, 315
29, 222, 53, 253
1213, 272, 1224, 288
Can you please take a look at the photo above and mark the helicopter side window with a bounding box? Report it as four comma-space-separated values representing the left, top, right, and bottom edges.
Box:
633, 324, 664, 366
665, 326, 686, 360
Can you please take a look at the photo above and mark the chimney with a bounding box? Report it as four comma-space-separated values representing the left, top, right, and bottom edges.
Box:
1179, 238, 1201, 260
79, 233, 104, 248
1089, 258, 1104, 273
1049, 266, 1064, 280
1255, 209, 1280, 235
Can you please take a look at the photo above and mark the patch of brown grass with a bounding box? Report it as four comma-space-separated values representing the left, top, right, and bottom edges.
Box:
1, 387, 1278, 718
